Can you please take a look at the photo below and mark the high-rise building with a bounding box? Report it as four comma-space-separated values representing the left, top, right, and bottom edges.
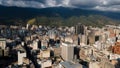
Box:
88, 31, 95, 45
41, 40, 48, 50
32, 40, 38, 50
48, 29, 59, 40
0, 49, 3, 57
79, 34, 87, 45
18, 51, 26, 65
61, 42, 74, 61
75, 23, 85, 35
0, 38, 6, 49
4, 47, 9, 56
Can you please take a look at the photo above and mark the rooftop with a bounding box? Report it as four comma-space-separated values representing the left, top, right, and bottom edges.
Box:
60, 61, 82, 68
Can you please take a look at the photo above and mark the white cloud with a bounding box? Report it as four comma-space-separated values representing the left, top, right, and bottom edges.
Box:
93, 5, 120, 12
0, 0, 120, 12
0, 0, 46, 8
62, 0, 70, 6
45, 0, 56, 7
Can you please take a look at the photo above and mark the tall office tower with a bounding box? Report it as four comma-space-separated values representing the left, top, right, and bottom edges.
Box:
38, 40, 41, 49
88, 30, 95, 45
26, 24, 30, 29
48, 29, 59, 40
41, 40, 48, 50
4, 47, 9, 56
32, 40, 38, 50
78, 34, 88, 45
0, 49, 3, 57
61, 42, 74, 61
18, 51, 26, 65
0, 38, 6, 49
78, 37, 80, 45
75, 23, 85, 35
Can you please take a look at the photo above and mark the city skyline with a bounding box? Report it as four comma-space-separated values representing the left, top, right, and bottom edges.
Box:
0, 0, 120, 68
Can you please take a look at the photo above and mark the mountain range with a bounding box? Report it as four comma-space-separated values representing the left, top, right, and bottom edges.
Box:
0, 5, 120, 25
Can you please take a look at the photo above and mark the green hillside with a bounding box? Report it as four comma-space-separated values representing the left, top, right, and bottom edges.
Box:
27, 15, 119, 27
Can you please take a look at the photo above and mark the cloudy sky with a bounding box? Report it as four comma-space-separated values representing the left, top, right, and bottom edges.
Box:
0, 0, 120, 12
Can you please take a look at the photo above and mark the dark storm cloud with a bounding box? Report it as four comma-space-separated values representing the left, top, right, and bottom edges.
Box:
0, 0, 120, 11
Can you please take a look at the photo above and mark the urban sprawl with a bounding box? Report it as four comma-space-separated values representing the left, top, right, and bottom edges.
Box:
0, 23, 120, 68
